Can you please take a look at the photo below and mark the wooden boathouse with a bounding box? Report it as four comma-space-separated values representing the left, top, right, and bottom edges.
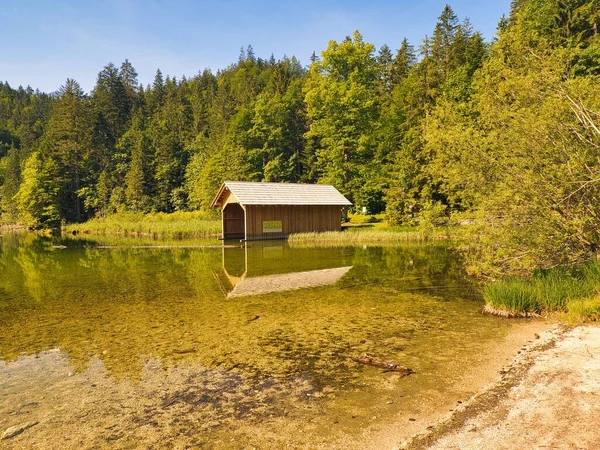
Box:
210, 181, 352, 240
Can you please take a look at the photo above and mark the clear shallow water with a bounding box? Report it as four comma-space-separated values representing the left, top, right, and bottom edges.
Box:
0, 233, 539, 449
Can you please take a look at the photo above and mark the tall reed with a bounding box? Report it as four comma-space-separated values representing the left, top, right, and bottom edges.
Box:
64, 211, 221, 239
288, 229, 449, 245
484, 260, 600, 319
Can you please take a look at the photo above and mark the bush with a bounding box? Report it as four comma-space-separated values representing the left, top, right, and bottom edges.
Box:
418, 201, 449, 236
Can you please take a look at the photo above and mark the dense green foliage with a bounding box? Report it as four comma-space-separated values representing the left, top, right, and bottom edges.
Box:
1, 1, 599, 274
0, 5, 485, 227
428, 0, 600, 275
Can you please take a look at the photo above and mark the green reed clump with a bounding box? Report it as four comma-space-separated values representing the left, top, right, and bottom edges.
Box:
64, 211, 221, 238
484, 259, 600, 318
483, 278, 539, 317
288, 228, 449, 245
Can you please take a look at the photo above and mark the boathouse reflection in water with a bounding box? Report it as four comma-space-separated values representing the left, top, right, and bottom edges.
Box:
214, 243, 353, 297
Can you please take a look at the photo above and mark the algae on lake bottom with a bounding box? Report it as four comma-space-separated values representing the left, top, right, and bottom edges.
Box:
0, 233, 542, 449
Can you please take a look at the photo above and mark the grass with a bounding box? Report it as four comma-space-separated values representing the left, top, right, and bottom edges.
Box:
483, 259, 600, 320
345, 212, 386, 226
64, 211, 221, 239
288, 227, 450, 246
566, 295, 600, 323
483, 280, 539, 317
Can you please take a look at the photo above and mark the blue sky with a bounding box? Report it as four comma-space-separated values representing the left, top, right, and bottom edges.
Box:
1, 0, 512, 93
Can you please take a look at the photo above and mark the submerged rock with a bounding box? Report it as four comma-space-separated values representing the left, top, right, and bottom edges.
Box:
1, 421, 39, 440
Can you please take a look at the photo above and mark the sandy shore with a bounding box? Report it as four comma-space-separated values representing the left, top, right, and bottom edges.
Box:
400, 325, 600, 450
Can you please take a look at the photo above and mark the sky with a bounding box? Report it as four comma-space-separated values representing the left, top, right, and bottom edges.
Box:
0, 0, 513, 93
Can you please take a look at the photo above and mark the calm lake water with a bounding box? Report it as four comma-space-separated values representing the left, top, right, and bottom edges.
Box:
0, 233, 540, 449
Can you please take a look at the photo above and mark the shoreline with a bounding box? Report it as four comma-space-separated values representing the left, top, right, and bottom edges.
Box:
63, 228, 221, 239
334, 320, 551, 450
3, 226, 452, 245
398, 325, 600, 449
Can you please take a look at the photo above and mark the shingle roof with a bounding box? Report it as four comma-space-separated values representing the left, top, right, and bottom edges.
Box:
211, 181, 352, 207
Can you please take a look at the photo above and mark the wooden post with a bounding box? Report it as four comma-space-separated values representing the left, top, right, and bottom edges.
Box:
243, 205, 248, 241
221, 207, 225, 240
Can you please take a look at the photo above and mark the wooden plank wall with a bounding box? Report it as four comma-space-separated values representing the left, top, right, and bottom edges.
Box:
245, 205, 342, 239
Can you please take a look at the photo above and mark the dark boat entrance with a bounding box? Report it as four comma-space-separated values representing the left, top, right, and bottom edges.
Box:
222, 203, 245, 239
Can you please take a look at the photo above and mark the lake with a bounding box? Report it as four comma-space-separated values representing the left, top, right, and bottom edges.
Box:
0, 233, 543, 449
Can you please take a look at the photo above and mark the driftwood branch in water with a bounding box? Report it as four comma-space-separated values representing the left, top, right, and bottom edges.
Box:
352, 356, 414, 375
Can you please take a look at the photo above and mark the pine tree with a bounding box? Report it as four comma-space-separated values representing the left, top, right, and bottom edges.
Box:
41, 79, 93, 222
377, 44, 394, 95
391, 38, 416, 86
150, 77, 192, 212
120, 59, 140, 109
246, 45, 256, 63
90, 63, 135, 208
431, 5, 460, 84
148, 69, 165, 112
123, 114, 152, 211
92, 63, 130, 140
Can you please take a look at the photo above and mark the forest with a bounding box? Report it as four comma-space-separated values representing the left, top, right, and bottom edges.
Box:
1, 0, 599, 275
